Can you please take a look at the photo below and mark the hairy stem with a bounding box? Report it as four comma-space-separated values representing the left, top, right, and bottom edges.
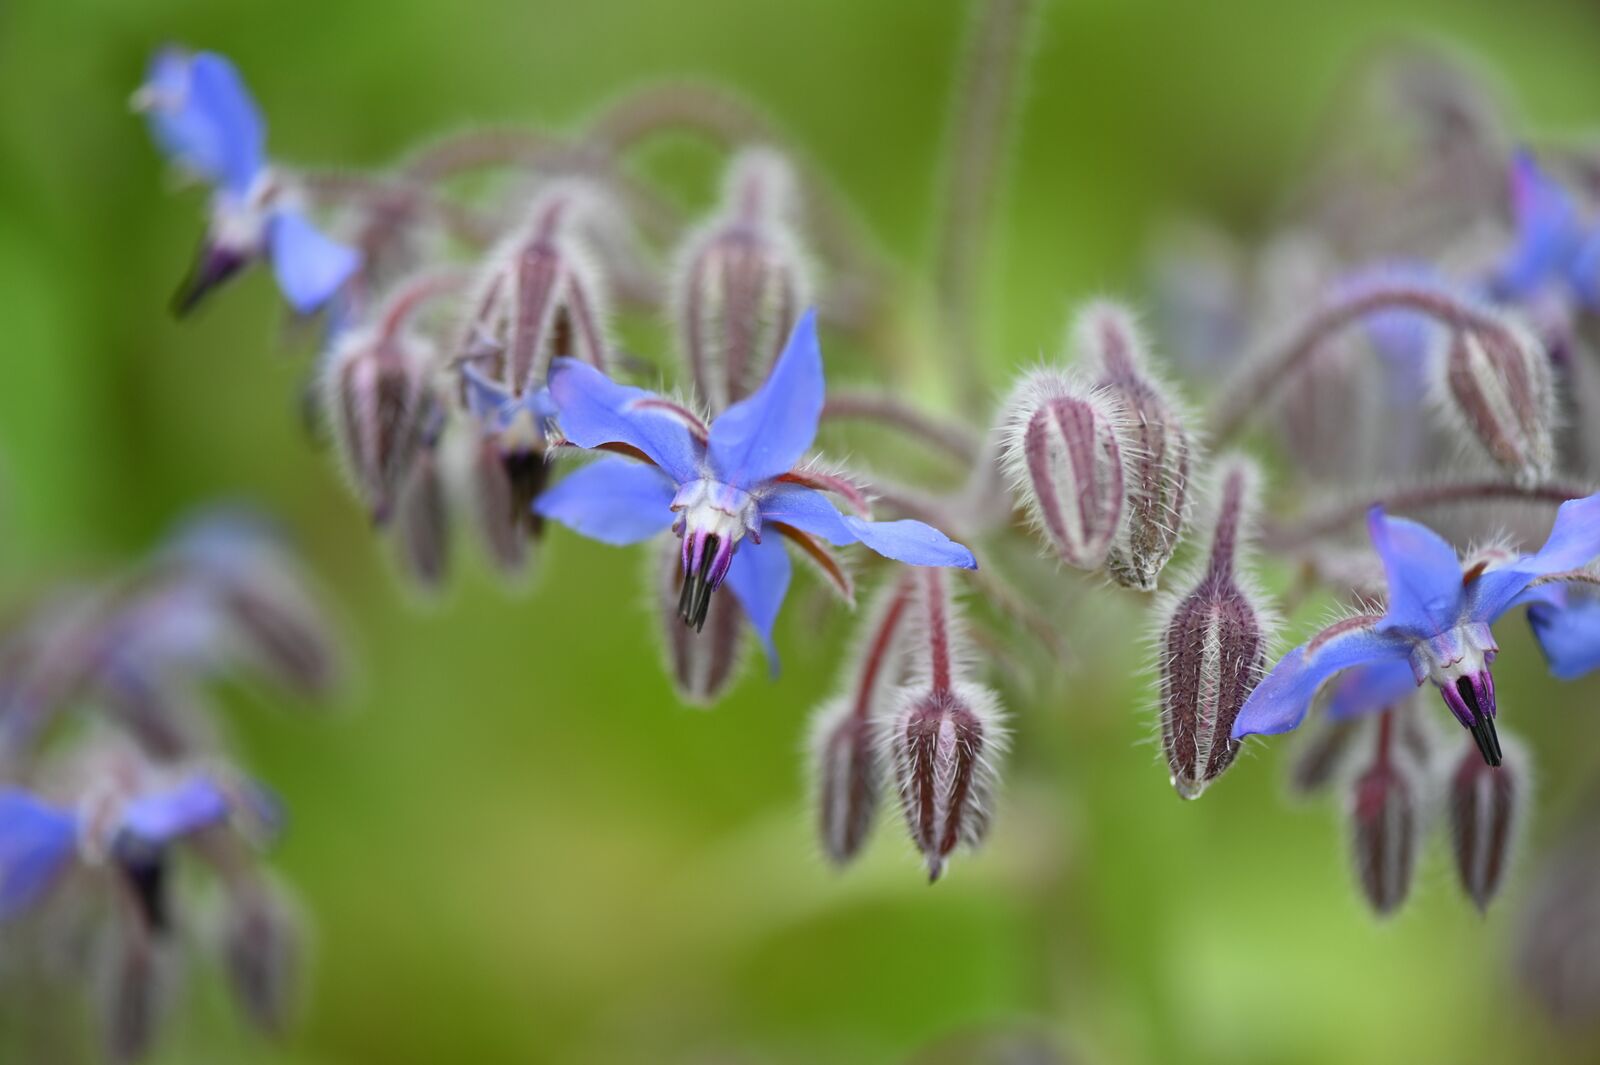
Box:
821, 389, 982, 463
853, 575, 918, 719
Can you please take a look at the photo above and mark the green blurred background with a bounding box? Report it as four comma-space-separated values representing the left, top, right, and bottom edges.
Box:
3, 0, 1600, 1063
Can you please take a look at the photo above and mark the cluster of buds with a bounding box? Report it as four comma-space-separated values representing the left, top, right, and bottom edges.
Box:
0, 513, 337, 1061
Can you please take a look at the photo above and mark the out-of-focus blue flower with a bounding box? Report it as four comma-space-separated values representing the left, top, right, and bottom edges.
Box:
536, 310, 977, 665
135, 47, 359, 315
1234, 493, 1600, 764
1491, 150, 1600, 309
0, 771, 279, 925
1523, 584, 1600, 681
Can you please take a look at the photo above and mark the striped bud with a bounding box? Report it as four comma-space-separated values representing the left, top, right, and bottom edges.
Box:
1071, 300, 1194, 591
658, 541, 744, 706
467, 437, 542, 574
223, 880, 300, 1035
1346, 710, 1426, 917
1286, 715, 1359, 798
1157, 461, 1268, 799
1448, 735, 1523, 911
96, 926, 172, 1065
809, 574, 917, 865
1000, 369, 1126, 570
888, 570, 1005, 881
672, 148, 810, 412
1438, 320, 1554, 483
393, 406, 451, 591
323, 328, 431, 525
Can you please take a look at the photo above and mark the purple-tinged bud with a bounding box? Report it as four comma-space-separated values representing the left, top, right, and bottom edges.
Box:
1156, 461, 1269, 799
671, 148, 811, 411
393, 403, 451, 592
887, 570, 1005, 881
809, 574, 917, 865
1071, 300, 1195, 591
1286, 714, 1359, 798
1448, 734, 1524, 911
468, 437, 531, 574
95, 663, 216, 761
1436, 318, 1554, 483
96, 925, 171, 1065
999, 369, 1126, 571
1514, 799, 1600, 1025
216, 577, 341, 700
1346, 710, 1425, 917
222, 880, 301, 1036
658, 541, 744, 706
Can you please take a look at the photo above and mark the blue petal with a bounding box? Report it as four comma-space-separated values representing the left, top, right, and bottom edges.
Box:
267, 209, 361, 314
757, 484, 856, 544
0, 791, 78, 920
117, 775, 232, 844
758, 485, 978, 568
461, 364, 546, 436
534, 457, 676, 546
1467, 492, 1600, 623
1526, 588, 1600, 681
142, 49, 266, 197
1324, 658, 1420, 722
707, 309, 824, 488
1570, 228, 1600, 309
547, 358, 701, 483
1369, 507, 1465, 638
723, 535, 791, 672
1233, 623, 1414, 738
1493, 150, 1580, 300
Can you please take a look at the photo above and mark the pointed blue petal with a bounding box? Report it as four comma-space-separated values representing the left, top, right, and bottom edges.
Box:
117, 775, 232, 844
1526, 588, 1600, 681
1467, 492, 1600, 623
1570, 228, 1600, 309
1493, 150, 1580, 300
534, 457, 676, 546
1233, 622, 1414, 738
189, 52, 266, 196
757, 484, 855, 544
1324, 658, 1420, 722
141, 49, 265, 196
0, 791, 79, 920
843, 517, 977, 569
707, 309, 824, 488
546, 358, 701, 483
267, 210, 360, 314
723, 535, 791, 673
1369, 507, 1465, 638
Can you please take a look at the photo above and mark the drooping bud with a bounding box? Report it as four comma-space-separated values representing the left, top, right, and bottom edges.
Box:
1448, 734, 1524, 911
1436, 317, 1554, 483
96, 923, 171, 1065
392, 400, 452, 591
1346, 709, 1426, 917
1514, 797, 1600, 1025
1071, 300, 1194, 591
222, 879, 301, 1035
671, 148, 811, 411
215, 572, 341, 700
1286, 714, 1359, 798
468, 436, 531, 574
887, 569, 1005, 881
1156, 460, 1268, 799
809, 574, 917, 865
999, 369, 1126, 571
658, 541, 745, 706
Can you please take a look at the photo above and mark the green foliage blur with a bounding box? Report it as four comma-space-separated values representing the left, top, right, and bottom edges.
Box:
2, 0, 1600, 1063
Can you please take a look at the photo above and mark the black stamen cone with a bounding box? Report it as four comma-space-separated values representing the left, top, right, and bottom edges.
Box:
111, 833, 171, 935
171, 244, 246, 318
677, 535, 719, 632
1456, 677, 1503, 767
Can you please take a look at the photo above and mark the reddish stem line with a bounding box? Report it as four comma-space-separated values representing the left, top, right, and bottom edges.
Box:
377, 271, 470, 341
852, 575, 917, 719
923, 568, 953, 694
820, 391, 981, 463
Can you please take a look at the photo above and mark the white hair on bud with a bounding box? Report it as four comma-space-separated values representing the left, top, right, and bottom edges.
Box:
1424, 307, 1556, 485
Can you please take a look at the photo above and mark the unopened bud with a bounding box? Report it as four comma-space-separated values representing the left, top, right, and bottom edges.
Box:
1157, 461, 1268, 799
1000, 369, 1126, 570
1438, 319, 1554, 483
217, 578, 341, 699
809, 575, 917, 865
672, 148, 810, 411
323, 328, 431, 526
96, 663, 215, 761
468, 438, 530, 574
1071, 300, 1194, 591
888, 570, 1005, 881
1286, 714, 1359, 798
393, 405, 451, 592
659, 541, 744, 706
223, 880, 301, 1036
1448, 735, 1524, 911
96, 927, 172, 1065
1346, 710, 1425, 917
1514, 801, 1600, 1025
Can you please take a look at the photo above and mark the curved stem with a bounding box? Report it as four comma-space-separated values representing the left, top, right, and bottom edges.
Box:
295, 170, 500, 245
1263, 479, 1592, 553
820, 390, 982, 463
933, 0, 1037, 417
376, 270, 471, 341
1207, 282, 1522, 444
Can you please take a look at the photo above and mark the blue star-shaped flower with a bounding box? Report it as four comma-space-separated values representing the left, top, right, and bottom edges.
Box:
1233, 493, 1600, 764
1491, 150, 1600, 309
136, 47, 359, 315
535, 310, 978, 665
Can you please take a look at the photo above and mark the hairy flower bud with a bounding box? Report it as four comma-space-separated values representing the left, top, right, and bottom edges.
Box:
323, 328, 431, 525
672, 148, 811, 412
1437, 319, 1554, 483
1157, 461, 1268, 799
216, 575, 341, 699
1071, 300, 1194, 591
809, 575, 917, 865
658, 541, 744, 706
1286, 714, 1359, 798
1346, 710, 1427, 917
96, 927, 171, 1065
1448, 735, 1524, 911
887, 570, 1005, 881
222, 880, 301, 1035
393, 403, 451, 591
468, 438, 532, 574
1000, 369, 1126, 570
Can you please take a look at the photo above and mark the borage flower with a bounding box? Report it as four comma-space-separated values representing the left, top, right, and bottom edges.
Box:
1233, 493, 1600, 765
135, 47, 359, 315
536, 310, 977, 663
